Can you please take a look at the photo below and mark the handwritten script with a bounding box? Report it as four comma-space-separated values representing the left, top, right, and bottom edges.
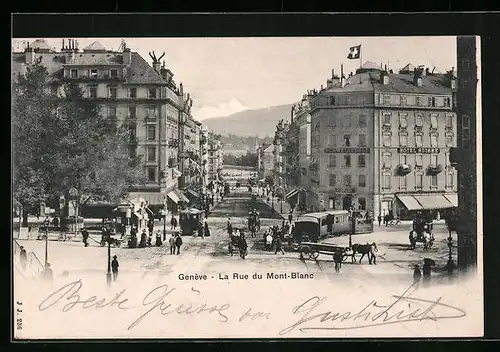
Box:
279, 282, 466, 335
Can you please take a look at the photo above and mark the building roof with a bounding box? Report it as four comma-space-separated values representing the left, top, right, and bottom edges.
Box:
30, 39, 55, 52
373, 72, 453, 95
83, 41, 107, 52
66, 52, 124, 66
126, 52, 167, 84
322, 72, 374, 93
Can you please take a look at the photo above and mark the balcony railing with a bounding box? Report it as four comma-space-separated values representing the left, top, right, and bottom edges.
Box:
396, 164, 412, 176
426, 164, 443, 175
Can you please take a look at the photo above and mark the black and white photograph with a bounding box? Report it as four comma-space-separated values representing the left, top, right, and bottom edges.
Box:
11, 33, 483, 339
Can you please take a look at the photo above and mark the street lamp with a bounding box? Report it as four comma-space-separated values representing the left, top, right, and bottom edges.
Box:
162, 208, 167, 241
69, 187, 79, 235
106, 233, 112, 287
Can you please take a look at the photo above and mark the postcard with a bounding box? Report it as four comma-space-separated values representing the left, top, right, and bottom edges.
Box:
12, 35, 483, 339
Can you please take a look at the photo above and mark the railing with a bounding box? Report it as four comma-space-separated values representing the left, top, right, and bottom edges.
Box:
29, 252, 45, 273
427, 164, 443, 175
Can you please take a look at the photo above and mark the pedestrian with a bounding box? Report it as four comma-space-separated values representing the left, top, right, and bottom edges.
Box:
155, 231, 163, 247
204, 218, 211, 237
275, 236, 285, 255
43, 263, 53, 281
170, 216, 177, 230
266, 232, 273, 251
227, 218, 233, 235
169, 233, 176, 254
175, 233, 183, 255
129, 226, 138, 248
147, 232, 153, 247
333, 251, 343, 273
288, 213, 293, 223
239, 233, 248, 259
19, 246, 27, 271
148, 219, 154, 236
413, 264, 422, 283
111, 255, 119, 281
139, 229, 147, 248
377, 215, 382, 226
198, 221, 204, 239
81, 227, 89, 247
422, 261, 432, 285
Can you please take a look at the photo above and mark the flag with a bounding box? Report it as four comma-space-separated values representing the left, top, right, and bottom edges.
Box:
347, 45, 361, 60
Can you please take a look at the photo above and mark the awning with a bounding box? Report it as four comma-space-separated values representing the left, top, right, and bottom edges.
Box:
172, 168, 182, 177
167, 191, 180, 204
444, 193, 458, 207
285, 189, 299, 199
129, 193, 165, 206
175, 190, 190, 203
186, 189, 201, 199
413, 194, 454, 210
396, 195, 423, 211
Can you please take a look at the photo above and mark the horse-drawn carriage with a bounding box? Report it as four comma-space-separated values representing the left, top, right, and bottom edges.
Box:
409, 218, 435, 250
228, 232, 248, 259
247, 211, 260, 237
298, 241, 378, 264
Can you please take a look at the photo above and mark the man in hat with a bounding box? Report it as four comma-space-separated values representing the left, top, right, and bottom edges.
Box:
81, 227, 89, 247
111, 255, 119, 281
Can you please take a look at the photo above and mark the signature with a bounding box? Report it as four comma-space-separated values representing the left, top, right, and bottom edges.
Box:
279, 282, 466, 335
127, 285, 230, 330
38, 280, 131, 312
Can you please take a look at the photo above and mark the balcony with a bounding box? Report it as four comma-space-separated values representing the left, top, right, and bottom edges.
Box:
396, 164, 412, 176
426, 164, 443, 175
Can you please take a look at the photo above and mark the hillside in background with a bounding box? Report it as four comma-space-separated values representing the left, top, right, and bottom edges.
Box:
202, 103, 293, 138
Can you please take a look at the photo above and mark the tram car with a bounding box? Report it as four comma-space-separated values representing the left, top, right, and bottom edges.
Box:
292, 210, 351, 244
179, 208, 205, 236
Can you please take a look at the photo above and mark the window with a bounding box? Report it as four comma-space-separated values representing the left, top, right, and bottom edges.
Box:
462, 115, 470, 140
400, 95, 407, 106
343, 175, 352, 187
89, 86, 97, 98
383, 113, 391, 126
431, 114, 438, 128
383, 153, 391, 167
90, 69, 98, 78
147, 106, 158, 117
109, 87, 117, 99
329, 174, 336, 187
446, 114, 453, 128
329, 197, 335, 209
328, 134, 337, 146
328, 115, 336, 127
430, 175, 438, 188
147, 147, 156, 162
400, 154, 407, 165
383, 133, 391, 147
416, 96, 422, 106
344, 135, 351, 147
430, 134, 438, 147
383, 95, 391, 105
329, 96, 335, 105
358, 175, 366, 188
429, 97, 436, 107
129, 106, 136, 119
128, 125, 136, 141
148, 88, 157, 99
110, 69, 118, 78
399, 175, 407, 189
446, 173, 454, 188
415, 154, 423, 167
431, 154, 438, 166
383, 174, 391, 189
147, 167, 156, 182
344, 155, 351, 167
129, 88, 137, 98
358, 134, 366, 146
358, 197, 367, 210
70, 69, 78, 78
399, 113, 408, 128
416, 174, 423, 189
108, 106, 117, 117
358, 154, 366, 167
358, 115, 367, 128
415, 114, 423, 127
415, 134, 423, 147
399, 134, 408, 147
147, 125, 156, 140
328, 155, 336, 167
446, 134, 453, 147
445, 97, 451, 107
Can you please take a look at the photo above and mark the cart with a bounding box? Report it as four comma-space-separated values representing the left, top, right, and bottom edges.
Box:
298, 241, 353, 262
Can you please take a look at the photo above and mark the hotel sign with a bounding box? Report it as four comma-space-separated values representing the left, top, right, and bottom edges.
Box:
324, 147, 370, 154
398, 147, 440, 154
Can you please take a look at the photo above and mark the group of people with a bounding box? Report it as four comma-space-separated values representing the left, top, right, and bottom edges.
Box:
227, 218, 248, 259
263, 220, 293, 254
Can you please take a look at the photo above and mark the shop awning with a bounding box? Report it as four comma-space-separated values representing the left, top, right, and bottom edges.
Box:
285, 189, 299, 199
175, 190, 190, 203
186, 189, 201, 199
167, 191, 180, 204
396, 195, 423, 211
172, 168, 182, 177
444, 193, 458, 207
413, 194, 454, 210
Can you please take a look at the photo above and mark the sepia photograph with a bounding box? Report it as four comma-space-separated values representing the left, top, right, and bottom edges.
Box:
11, 33, 483, 339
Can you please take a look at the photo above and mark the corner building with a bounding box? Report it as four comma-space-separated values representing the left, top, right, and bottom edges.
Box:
307, 63, 458, 219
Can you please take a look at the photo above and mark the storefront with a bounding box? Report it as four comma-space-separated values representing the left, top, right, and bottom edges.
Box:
395, 193, 457, 220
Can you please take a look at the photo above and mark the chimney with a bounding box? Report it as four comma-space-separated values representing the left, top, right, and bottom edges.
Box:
123, 48, 131, 65
381, 70, 389, 85
450, 67, 457, 89
62, 39, 65, 51
340, 64, 347, 88
25, 42, 34, 64
331, 69, 335, 78
425, 67, 430, 76
413, 67, 423, 87
179, 82, 184, 96
326, 79, 333, 89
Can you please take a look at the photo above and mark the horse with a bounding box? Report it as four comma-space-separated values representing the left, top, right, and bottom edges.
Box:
351, 242, 378, 264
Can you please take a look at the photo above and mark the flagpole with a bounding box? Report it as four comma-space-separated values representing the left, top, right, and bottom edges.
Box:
359, 44, 362, 84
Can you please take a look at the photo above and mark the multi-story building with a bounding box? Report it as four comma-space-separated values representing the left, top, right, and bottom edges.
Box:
207, 133, 223, 183
12, 39, 198, 209
261, 144, 275, 179
301, 63, 457, 218
454, 36, 479, 270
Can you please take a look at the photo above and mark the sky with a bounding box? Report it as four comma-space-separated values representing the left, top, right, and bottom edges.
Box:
12, 37, 457, 121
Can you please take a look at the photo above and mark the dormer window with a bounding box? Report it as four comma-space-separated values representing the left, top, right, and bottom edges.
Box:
329, 96, 335, 105
129, 88, 137, 98
344, 135, 351, 147
429, 97, 436, 107
90, 69, 98, 78
110, 69, 118, 78
109, 87, 117, 99
148, 88, 157, 99
444, 97, 451, 107
70, 69, 78, 78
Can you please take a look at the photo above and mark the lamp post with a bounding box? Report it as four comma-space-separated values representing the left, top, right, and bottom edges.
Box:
162, 208, 167, 241
69, 187, 79, 235
106, 232, 112, 287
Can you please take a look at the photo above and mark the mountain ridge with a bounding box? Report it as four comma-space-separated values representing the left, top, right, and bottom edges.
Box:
202, 103, 293, 138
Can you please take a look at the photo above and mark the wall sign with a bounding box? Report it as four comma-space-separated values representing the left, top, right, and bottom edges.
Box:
324, 147, 370, 154
398, 147, 441, 154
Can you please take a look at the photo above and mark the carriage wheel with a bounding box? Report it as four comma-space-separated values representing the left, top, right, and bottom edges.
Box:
300, 246, 310, 259
342, 253, 349, 262
310, 251, 319, 260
